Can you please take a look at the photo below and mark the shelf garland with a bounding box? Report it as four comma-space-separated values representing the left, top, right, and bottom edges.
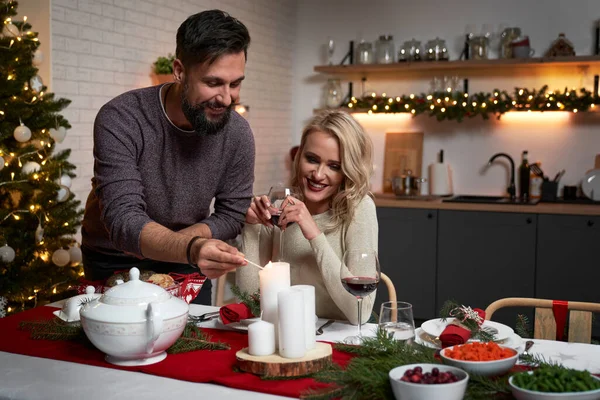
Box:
344, 85, 596, 121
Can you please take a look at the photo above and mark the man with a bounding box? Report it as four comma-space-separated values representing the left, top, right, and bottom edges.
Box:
81, 10, 254, 305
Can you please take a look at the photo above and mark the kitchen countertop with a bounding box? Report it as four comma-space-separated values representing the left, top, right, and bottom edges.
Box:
374, 193, 600, 216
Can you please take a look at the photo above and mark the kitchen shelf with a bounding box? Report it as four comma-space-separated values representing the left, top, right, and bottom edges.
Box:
314, 55, 600, 76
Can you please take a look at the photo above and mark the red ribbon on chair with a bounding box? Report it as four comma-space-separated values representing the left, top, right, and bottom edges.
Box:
552, 300, 568, 341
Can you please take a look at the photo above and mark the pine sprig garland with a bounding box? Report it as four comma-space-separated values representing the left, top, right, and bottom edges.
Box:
168, 322, 230, 353
516, 314, 533, 339
230, 284, 261, 317
345, 86, 596, 121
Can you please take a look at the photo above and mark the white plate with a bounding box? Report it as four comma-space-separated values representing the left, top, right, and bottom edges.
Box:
215, 317, 249, 331
582, 169, 600, 201
415, 327, 524, 353
421, 318, 514, 342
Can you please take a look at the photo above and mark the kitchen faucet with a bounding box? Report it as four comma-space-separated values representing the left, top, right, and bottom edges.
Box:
488, 153, 516, 200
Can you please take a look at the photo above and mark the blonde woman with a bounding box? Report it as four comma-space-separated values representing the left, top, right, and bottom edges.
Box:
237, 110, 378, 324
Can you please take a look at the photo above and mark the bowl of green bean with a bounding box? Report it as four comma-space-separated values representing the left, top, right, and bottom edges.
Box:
509, 366, 600, 400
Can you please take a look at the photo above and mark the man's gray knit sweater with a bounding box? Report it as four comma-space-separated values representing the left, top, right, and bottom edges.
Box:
82, 84, 255, 257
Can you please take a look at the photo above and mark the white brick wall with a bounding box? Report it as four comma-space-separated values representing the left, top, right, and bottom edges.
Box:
51, 0, 297, 223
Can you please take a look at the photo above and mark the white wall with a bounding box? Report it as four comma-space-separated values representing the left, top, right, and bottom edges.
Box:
16, 0, 51, 90
294, 0, 600, 196
50, 0, 297, 209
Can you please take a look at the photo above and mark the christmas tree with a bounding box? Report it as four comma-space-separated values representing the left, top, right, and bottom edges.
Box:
0, 0, 83, 317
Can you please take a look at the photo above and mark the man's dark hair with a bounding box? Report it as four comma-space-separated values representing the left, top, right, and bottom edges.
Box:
176, 10, 251, 68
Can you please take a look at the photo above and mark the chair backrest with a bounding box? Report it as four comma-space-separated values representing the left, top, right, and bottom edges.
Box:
380, 272, 397, 303
484, 297, 600, 343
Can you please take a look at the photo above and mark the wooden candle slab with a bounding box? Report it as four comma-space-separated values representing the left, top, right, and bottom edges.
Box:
236, 342, 332, 377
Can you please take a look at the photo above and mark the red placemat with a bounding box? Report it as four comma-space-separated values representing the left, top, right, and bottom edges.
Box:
0, 306, 352, 398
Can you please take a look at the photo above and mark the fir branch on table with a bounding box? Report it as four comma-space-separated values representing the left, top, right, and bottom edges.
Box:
168, 322, 230, 353
19, 319, 86, 341
230, 284, 261, 317
465, 374, 511, 400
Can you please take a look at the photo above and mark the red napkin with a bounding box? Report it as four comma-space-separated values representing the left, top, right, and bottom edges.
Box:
439, 308, 485, 348
219, 303, 253, 325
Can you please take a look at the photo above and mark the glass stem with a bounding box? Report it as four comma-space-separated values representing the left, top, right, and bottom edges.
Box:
357, 297, 363, 336
278, 227, 284, 261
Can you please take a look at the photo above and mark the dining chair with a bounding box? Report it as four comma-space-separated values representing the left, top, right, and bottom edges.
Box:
484, 297, 600, 343
380, 272, 397, 303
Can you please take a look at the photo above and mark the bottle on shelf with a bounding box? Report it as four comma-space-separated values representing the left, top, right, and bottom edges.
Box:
530, 160, 543, 200
519, 150, 530, 200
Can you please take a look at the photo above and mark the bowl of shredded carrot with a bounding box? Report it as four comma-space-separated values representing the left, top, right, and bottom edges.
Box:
440, 341, 519, 377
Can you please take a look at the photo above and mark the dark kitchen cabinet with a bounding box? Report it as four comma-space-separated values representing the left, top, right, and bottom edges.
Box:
436, 210, 537, 328
376, 207, 438, 321
536, 214, 600, 335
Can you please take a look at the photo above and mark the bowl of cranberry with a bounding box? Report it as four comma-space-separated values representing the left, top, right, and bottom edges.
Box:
389, 363, 469, 400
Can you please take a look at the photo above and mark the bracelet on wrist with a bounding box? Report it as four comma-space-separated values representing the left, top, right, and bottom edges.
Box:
186, 236, 203, 267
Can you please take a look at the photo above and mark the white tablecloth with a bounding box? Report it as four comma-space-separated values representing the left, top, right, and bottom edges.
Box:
0, 304, 598, 400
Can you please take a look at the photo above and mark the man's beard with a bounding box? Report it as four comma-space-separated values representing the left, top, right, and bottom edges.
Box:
181, 83, 233, 136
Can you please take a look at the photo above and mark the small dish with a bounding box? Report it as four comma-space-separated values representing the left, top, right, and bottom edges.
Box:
389, 363, 469, 400
440, 344, 518, 377
53, 286, 101, 323
509, 372, 600, 400
421, 318, 514, 342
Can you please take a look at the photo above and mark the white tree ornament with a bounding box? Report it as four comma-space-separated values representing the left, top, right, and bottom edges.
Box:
68, 245, 82, 266
56, 185, 70, 202
52, 248, 70, 267
35, 223, 44, 244
0, 244, 16, 263
22, 161, 41, 174
2, 22, 19, 37
29, 75, 43, 92
32, 49, 43, 66
0, 156, 4, 171
13, 124, 31, 142
49, 126, 66, 143
57, 174, 72, 188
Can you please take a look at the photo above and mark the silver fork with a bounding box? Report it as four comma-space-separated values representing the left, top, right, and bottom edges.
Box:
316, 319, 335, 336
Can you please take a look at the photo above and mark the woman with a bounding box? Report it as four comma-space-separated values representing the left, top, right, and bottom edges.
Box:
236, 110, 378, 324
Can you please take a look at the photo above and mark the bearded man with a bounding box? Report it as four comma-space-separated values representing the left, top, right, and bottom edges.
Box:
81, 10, 254, 305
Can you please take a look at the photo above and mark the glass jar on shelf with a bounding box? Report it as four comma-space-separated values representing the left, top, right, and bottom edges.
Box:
375, 35, 395, 64
355, 40, 374, 64
325, 79, 344, 108
425, 37, 449, 61
500, 27, 521, 58
469, 35, 489, 60
400, 38, 422, 62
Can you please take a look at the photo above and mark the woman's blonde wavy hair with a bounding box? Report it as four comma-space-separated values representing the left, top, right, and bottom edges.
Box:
291, 110, 373, 232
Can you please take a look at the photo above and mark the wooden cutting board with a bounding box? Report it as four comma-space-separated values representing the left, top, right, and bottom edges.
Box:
382, 132, 424, 193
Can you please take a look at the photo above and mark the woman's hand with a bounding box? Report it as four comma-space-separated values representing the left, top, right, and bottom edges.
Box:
245, 195, 274, 227
279, 196, 321, 240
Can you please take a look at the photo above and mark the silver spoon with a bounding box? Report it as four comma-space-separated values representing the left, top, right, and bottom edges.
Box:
316, 319, 335, 335
522, 340, 534, 356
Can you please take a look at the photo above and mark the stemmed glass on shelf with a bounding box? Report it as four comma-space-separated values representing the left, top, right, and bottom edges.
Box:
340, 249, 381, 345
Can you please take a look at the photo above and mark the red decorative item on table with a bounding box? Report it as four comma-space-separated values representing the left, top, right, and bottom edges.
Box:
439, 307, 486, 348
220, 303, 253, 325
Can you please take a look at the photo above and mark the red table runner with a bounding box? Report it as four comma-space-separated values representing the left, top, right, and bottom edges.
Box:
0, 306, 353, 398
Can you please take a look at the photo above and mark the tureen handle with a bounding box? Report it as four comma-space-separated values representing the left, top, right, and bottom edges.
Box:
146, 302, 163, 355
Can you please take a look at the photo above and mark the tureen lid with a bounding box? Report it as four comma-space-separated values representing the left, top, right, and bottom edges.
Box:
102, 267, 170, 305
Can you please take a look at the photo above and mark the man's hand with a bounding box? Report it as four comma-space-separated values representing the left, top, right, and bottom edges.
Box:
193, 239, 247, 279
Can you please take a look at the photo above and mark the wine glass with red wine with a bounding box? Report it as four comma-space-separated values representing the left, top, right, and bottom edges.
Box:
267, 185, 301, 227
267, 185, 301, 260
340, 249, 380, 344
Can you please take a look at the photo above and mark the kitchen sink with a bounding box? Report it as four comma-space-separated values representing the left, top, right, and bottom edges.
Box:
443, 195, 540, 205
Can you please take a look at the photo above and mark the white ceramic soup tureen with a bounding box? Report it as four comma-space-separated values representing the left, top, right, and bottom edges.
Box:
79, 267, 189, 366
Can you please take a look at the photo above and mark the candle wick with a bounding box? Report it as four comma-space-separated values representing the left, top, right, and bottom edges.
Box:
244, 258, 264, 270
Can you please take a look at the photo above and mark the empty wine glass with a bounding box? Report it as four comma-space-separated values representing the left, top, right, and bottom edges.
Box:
379, 301, 415, 344
327, 37, 335, 65
340, 249, 380, 345
267, 185, 301, 261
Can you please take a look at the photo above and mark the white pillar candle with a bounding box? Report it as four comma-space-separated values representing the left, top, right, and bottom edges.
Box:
259, 261, 290, 348
292, 285, 316, 350
248, 320, 275, 356
277, 288, 306, 359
